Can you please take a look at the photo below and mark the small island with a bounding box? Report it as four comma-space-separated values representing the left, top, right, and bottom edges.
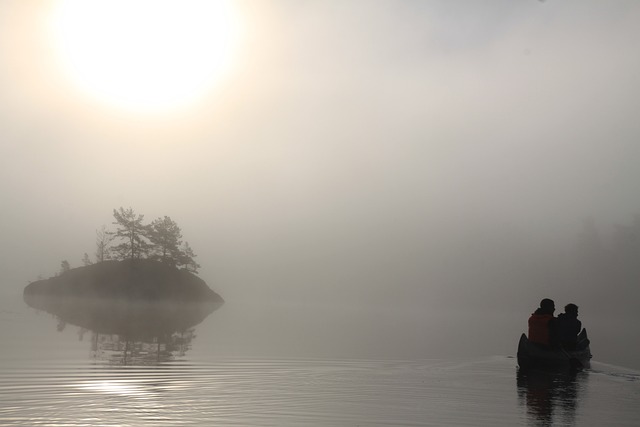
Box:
24, 207, 223, 303
24, 258, 223, 304
23, 208, 224, 337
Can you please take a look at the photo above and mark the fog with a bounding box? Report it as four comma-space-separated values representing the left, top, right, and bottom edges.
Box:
2, 1, 640, 366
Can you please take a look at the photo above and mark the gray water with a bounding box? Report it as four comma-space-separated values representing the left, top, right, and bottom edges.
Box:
1, 291, 639, 426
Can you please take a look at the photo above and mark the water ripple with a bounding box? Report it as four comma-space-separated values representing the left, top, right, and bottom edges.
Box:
0, 358, 521, 426
2, 358, 640, 426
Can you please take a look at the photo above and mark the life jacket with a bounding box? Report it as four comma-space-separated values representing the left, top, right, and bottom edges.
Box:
528, 313, 554, 345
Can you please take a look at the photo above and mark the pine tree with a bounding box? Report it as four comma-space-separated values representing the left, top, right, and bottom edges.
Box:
111, 207, 151, 261
148, 216, 183, 266
95, 225, 113, 263
82, 252, 93, 266
60, 260, 71, 274
179, 241, 200, 274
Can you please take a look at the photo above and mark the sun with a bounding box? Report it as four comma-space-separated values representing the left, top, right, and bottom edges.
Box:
50, 0, 240, 113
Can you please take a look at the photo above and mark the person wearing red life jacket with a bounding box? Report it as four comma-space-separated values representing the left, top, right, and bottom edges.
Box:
528, 298, 557, 347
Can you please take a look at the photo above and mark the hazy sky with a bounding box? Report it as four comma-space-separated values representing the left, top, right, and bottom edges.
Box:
2, 1, 640, 313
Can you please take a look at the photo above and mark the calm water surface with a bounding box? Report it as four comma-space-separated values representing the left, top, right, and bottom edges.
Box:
1, 292, 639, 426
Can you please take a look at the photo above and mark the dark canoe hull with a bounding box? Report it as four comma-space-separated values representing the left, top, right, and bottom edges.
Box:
517, 329, 592, 370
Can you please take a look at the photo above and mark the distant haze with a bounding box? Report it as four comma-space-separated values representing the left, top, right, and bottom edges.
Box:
1, 1, 640, 365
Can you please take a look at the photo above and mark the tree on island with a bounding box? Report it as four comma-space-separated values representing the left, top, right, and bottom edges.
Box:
82, 253, 92, 266
179, 241, 200, 274
147, 217, 200, 273
111, 207, 151, 261
95, 225, 114, 263
148, 216, 183, 266
60, 260, 71, 274
87, 207, 200, 274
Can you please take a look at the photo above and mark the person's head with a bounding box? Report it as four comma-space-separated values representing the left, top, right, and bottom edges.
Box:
540, 298, 555, 314
565, 303, 579, 315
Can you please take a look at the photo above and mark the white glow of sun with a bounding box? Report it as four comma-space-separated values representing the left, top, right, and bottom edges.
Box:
78, 380, 146, 396
50, 0, 240, 113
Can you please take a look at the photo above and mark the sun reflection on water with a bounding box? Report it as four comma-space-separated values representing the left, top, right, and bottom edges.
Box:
76, 380, 147, 397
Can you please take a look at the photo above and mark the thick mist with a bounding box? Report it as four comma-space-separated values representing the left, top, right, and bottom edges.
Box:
2, 1, 640, 367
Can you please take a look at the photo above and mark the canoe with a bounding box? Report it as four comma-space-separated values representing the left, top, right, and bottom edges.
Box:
517, 329, 592, 370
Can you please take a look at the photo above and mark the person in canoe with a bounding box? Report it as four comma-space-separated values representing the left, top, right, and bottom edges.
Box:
556, 303, 582, 350
528, 298, 557, 348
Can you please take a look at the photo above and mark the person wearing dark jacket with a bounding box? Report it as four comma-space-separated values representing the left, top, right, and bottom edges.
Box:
556, 303, 582, 350
528, 298, 557, 347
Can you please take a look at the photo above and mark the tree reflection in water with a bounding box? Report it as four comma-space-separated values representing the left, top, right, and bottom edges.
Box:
24, 293, 220, 365
87, 329, 196, 365
517, 368, 588, 426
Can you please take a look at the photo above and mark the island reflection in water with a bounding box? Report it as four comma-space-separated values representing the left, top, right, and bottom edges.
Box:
24, 292, 221, 365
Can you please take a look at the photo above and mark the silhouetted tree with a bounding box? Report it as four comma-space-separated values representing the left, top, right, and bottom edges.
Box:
148, 216, 183, 266
90, 209, 200, 273
111, 207, 151, 261
179, 241, 200, 273
60, 260, 71, 274
95, 225, 114, 263
82, 252, 92, 266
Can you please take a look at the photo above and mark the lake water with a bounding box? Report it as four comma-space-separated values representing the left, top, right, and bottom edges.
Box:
1, 291, 639, 426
